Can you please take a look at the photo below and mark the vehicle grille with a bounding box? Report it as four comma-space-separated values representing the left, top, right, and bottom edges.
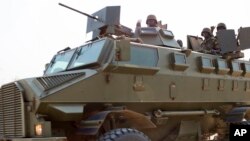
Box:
37, 72, 85, 91
0, 82, 25, 138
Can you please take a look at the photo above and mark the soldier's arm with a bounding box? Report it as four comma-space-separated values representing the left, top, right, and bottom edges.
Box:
213, 38, 220, 50
211, 38, 221, 54
197, 41, 205, 52
210, 26, 215, 36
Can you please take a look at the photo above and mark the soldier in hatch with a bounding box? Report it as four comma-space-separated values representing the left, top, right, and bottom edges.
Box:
199, 27, 220, 54
134, 14, 159, 41
216, 22, 227, 31
211, 22, 227, 36
146, 14, 158, 27
215, 22, 241, 52
144, 14, 168, 28
136, 14, 159, 28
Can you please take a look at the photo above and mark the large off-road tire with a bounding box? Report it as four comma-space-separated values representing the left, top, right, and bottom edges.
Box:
98, 128, 151, 141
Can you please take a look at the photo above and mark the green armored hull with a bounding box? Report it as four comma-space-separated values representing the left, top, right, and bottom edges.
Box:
1, 4, 250, 141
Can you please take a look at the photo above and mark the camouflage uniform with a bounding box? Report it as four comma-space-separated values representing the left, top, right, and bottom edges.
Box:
200, 37, 220, 54
200, 28, 220, 54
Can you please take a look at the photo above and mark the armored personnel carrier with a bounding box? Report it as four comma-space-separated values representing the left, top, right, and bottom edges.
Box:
1, 3, 250, 141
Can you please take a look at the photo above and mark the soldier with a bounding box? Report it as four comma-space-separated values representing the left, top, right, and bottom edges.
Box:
136, 14, 158, 28
216, 22, 240, 47
200, 27, 220, 54
210, 22, 227, 35
146, 14, 158, 27
216, 22, 227, 31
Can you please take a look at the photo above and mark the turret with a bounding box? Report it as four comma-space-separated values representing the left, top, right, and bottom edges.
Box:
59, 3, 133, 39
59, 3, 182, 48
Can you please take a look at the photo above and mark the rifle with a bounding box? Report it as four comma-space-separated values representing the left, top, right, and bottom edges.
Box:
58, 3, 132, 38
58, 3, 103, 23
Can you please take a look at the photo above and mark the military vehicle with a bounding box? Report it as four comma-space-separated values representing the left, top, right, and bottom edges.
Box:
1, 3, 250, 141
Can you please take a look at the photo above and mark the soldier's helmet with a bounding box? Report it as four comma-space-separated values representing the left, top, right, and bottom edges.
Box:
201, 27, 212, 36
217, 22, 227, 30
146, 14, 157, 24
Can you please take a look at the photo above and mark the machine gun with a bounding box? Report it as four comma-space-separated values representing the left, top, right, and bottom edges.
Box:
59, 3, 133, 39
59, 3, 103, 22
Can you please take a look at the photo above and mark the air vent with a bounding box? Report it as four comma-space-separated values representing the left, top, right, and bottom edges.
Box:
37, 72, 85, 91
0, 82, 25, 138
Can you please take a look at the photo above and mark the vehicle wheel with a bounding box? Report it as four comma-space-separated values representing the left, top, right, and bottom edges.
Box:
98, 128, 151, 141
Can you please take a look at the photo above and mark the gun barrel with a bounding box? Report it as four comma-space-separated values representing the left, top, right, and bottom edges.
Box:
58, 3, 103, 22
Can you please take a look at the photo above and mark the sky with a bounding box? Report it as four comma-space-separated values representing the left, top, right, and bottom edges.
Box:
0, 0, 250, 85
